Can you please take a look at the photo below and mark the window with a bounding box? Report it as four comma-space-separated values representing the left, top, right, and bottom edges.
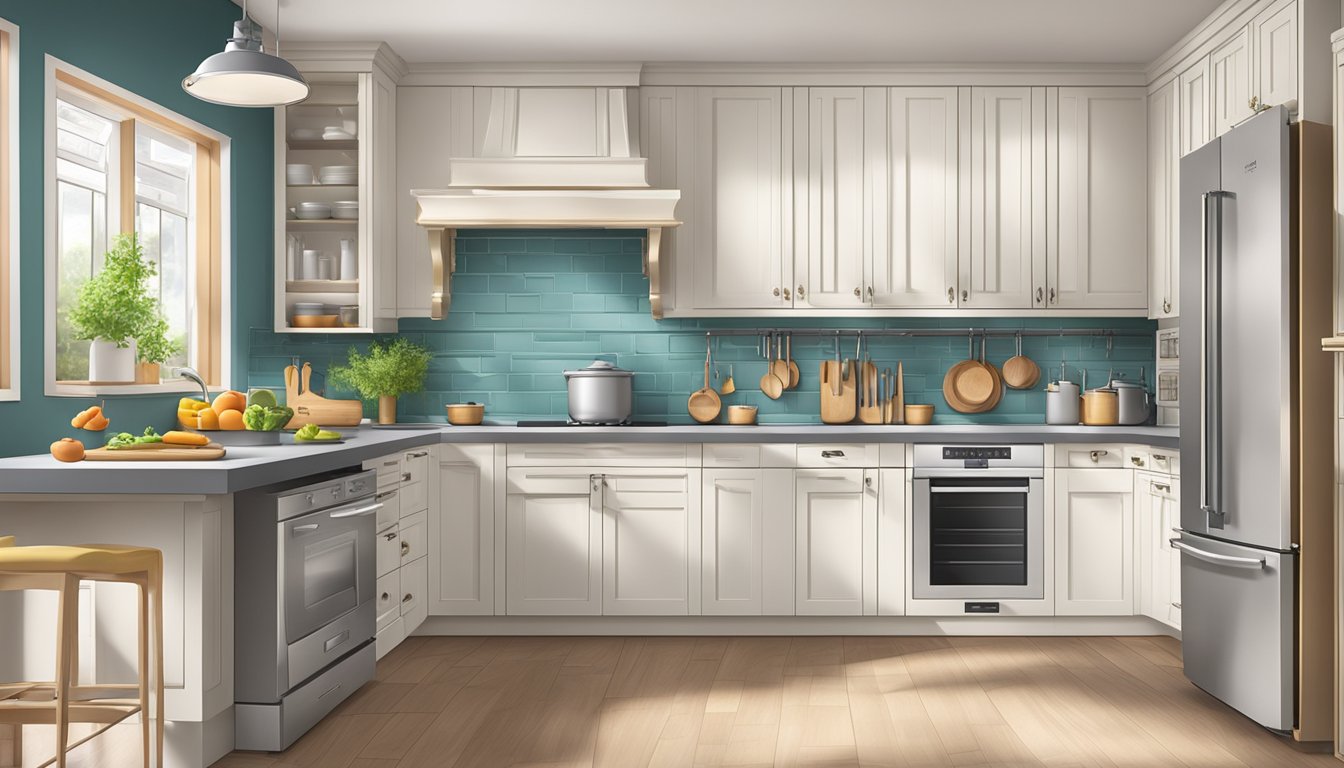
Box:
45, 60, 229, 393
0, 20, 17, 401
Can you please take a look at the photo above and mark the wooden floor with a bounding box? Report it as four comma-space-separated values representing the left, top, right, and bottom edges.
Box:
16, 635, 1339, 767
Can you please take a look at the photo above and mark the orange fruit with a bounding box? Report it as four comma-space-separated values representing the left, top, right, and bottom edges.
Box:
50, 438, 85, 463
196, 408, 220, 430
212, 390, 245, 416
218, 409, 245, 430
83, 415, 110, 431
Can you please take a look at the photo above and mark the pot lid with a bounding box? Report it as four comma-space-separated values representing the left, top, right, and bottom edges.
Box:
1109, 379, 1146, 389
564, 360, 634, 378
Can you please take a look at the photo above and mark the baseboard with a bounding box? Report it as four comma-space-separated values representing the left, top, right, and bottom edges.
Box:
415, 614, 1181, 638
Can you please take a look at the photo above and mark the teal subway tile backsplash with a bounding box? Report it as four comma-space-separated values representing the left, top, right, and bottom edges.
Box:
247, 230, 1157, 424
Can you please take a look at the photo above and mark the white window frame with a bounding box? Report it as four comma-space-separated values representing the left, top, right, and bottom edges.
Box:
0, 18, 19, 402
44, 56, 232, 396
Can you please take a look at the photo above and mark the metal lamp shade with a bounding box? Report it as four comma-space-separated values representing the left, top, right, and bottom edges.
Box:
183, 48, 309, 107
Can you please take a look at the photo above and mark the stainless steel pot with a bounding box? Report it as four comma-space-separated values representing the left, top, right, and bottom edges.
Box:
563, 360, 634, 424
1110, 379, 1151, 425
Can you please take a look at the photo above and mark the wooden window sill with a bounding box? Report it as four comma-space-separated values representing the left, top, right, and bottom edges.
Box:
46, 381, 212, 398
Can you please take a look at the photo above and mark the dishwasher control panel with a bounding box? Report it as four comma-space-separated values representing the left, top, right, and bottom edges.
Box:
942, 446, 1012, 461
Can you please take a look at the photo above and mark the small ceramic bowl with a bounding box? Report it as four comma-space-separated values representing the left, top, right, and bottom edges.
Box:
726, 405, 758, 425
904, 404, 934, 425
446, 402, 485, 426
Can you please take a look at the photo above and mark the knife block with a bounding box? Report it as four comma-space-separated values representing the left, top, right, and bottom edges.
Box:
283, 363, 364, 429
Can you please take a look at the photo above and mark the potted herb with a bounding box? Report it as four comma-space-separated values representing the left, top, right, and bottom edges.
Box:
69, 233, 158, 383
134, 313, 178, 384
329, 338, 433, 424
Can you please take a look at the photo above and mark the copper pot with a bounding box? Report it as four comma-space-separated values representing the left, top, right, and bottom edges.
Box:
1080, 387, 1119, 426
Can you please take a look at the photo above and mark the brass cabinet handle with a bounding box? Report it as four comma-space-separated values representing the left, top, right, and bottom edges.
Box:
383, 531, 398, 542
797, 285, 806, 299
1131, 456, 1144, 467
961, 289, 969, 302
403, 593, 413, 603
821, 450, 846, 458
380, 591, 390, 601
853, 287, 862, 298
1163, 299, 1172, 313
783, 287, 792, 300
773, 287, 781, 297
1090, 450, 1107, 463
1036, 287, 1044, 304
1049, 287, 1056, 304
1152, 454, 1168, 461
400, 541, 411, 556
947, 287, 955, 304
402, 472, 412, 482
406, 451, 429, 459
866, 286, 874, 300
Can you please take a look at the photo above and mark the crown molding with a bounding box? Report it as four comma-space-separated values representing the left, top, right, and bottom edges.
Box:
400, 62, 643, 87
1143, 0, 1264, 86
638, 62, 1146, 87
282, 40, 410, 79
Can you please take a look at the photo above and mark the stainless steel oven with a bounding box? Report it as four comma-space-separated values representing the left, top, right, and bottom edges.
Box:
236, 468, 380, 751
912, 444, 1045, 600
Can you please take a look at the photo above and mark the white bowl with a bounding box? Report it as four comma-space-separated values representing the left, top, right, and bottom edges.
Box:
294, 204, 332, 220
322, 127, 355, 141
289, 128, 320, 141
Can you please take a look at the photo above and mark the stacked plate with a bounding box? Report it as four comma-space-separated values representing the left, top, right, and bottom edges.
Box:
295, 202, 332, 220
318, 165, 357, 185
288, 127, 320, 141
331, 201, 359, 220
286, 164, 314, 185
323, 126, 355, 141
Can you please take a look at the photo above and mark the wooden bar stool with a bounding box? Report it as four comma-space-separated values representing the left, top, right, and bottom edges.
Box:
0, 540, 164, 768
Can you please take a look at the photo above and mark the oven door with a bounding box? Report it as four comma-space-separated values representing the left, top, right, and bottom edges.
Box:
281, 496, 380, 644
912, 476, 1044, 599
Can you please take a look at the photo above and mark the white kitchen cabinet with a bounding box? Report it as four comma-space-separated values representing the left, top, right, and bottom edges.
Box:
1148, 80, 1180, 320
795, 87, 867, 308
431, 444, 497, 616
960, 86, 1044, 310
274, 44, 401, 333
1253, 0, 1298, 114
691, 87, 793, 310
1179, 58, 1213, 156
1047, 87, 1147, 311
1211, 26, 1255, 137
866, 87, 960, 308
701, 468, 795, 615
601, 471, 699, 615
876, 468, 907, 616
400, 553, 428, 634
1054, 468, 1135, 616
505, 470, 602, 616
1136, 471, 1182, 630
795, 469, 878, 615
396, 85, 473, 317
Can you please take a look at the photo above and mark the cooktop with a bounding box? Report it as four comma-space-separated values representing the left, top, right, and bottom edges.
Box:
515, 420, 669, 427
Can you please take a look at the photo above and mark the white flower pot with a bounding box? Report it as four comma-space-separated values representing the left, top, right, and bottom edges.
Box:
88, 339, 137, 383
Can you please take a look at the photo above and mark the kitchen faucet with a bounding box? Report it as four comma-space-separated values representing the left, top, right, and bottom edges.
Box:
172, 366, 211, 404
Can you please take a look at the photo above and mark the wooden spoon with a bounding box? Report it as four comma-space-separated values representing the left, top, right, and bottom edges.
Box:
760, 333, 784, 400
688, 346, 722, 423
770, 334, 790, 385
719, 364, 736, 395
786, 334, 800, 389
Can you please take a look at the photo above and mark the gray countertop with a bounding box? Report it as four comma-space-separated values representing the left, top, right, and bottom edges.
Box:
0, 423, 1178, 495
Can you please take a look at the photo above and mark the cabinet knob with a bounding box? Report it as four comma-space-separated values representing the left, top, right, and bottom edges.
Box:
403, 593, 413, 603
853, 287, 862, 298
1163, 299, 1172, 313
383, 531, 398, 542
773, 287, 781, 297
783, 287, 792, 301
961, 289, 969, 302
1131, 456, 1144, 467
947, 287, 955, 304
401, 541, 411, 556
380, 591, 390, 601
1036, 287, 1044, 304
1049, 288, 1056, 304
866, 286, 874, 300
402, 472, 412, 482
864, 475, 873, 489
797, 285, 806, 299
1090, 450, 1108, 463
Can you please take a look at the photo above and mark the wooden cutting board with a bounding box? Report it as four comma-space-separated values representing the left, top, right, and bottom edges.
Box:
820, 360, 857, 424
284, 362, 364, 429
85, 442, 226, 461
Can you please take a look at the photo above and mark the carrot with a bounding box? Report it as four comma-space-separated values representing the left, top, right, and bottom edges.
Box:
163, 430, 210, 446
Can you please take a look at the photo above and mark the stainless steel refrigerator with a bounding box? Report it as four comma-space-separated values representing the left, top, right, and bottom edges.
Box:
1177, 105, 1334, 740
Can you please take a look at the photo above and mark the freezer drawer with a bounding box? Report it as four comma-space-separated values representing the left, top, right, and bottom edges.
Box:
1176, 533, 1294, 731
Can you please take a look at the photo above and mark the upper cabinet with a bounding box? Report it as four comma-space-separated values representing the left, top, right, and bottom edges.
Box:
1178, 59, 1212, 157
961, 87, 1044, 310
1048, 87, 1148, 311
795, 87, 867, 309
1148, 80, 1180, 320
1253, 1, 1299, 113
1211, 26, 1255, 137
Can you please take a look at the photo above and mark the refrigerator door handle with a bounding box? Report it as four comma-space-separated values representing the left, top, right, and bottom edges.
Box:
1170, 539, 1265, 569
1200, 190, 1229, 529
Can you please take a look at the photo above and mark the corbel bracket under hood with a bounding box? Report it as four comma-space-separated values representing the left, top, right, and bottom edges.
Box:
414, 187, 679, 321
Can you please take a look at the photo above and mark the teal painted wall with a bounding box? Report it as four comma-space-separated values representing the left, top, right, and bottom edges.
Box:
0, 0, 273, 458
248, 230, 1156, 424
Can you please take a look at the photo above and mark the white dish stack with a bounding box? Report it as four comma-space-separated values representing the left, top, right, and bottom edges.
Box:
285, 164, 314, 185
331, 201, 359, 220
318, 165, 357, 185
295, 201, 332, 220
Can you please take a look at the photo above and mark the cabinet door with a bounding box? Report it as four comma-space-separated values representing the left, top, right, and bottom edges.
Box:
795, 469, 876, 616
867, 88, 960, 308
702, 469, 763, 615
1179, 57, 1212, 156
1160, 477, 1182, 629
1253, 1, 1298, 114
961, 87, 1042, 309
400, 554, 428, 634
505, 472, 601, 615
1148, 81, 1180, 320
876, 468, 906, 616
693, 87, 792, 309
795, 87, 867, 308
364, 69, 399, 321
1048, 87, 1147, 311
431, 444, 496, 616
1136, 471, 1182, 630
1211, 26, 1254, 137
602, 472, 697, 616
640, 86, 693, 316
1054, 468, 1135, 616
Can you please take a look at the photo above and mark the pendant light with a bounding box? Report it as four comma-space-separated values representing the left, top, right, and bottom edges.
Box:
183, 0, 309, 107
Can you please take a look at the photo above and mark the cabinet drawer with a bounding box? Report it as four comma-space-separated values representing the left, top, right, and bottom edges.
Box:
507, 467, 593, 495
375, 616, 405, 660
1149, 449, 1179, 476
796, 444, 879, 468
376, 570, 401, 631
702, 443, 760, 467
375, 488, 400, 530
402, 448, 433, 485
400, 479, 427, 517
365, 454, 403, 490
376, 523, 401, 577
1125, 446, 1152, 470
507, 443, 696, 467
400, 509, 428, 564
878, 443, 907, 468
400, 555, 427, 625
1055, 444, 1127, 468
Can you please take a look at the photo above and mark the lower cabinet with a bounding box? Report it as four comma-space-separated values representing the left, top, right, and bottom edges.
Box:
1136, 471, 1182, 629
603, 472, 699, 615
794, 469, 878, 615
368, 449, 432, 658
701, 468, 796, 615
431, 444, 497, 615
876, 468, 906, 616
505, 470, 602, 616
1054, 468, 1135, 615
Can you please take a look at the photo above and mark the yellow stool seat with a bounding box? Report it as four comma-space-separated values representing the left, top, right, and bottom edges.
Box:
0, 544, 161, 576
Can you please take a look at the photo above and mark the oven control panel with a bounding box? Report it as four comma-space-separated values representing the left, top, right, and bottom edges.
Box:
942, 446, 1011, 461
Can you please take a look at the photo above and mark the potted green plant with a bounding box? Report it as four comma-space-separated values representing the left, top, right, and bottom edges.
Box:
69, 233, 158, 383
329, 338, 433, 424
134, 313, 178, 384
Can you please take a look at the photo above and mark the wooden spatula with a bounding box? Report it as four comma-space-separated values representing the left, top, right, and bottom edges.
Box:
859, 359, 881, 424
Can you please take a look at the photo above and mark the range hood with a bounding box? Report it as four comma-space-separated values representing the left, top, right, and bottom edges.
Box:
413, 87, 680, 320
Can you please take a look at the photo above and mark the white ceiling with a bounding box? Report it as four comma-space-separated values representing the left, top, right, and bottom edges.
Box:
238, 0, 1224, 66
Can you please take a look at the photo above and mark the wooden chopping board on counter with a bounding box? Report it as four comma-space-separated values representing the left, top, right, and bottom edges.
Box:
85, 442, 226, 461
284, 362, 363, 429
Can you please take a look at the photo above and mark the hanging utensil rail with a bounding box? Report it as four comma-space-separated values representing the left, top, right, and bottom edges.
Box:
696, 328, 1148, 340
